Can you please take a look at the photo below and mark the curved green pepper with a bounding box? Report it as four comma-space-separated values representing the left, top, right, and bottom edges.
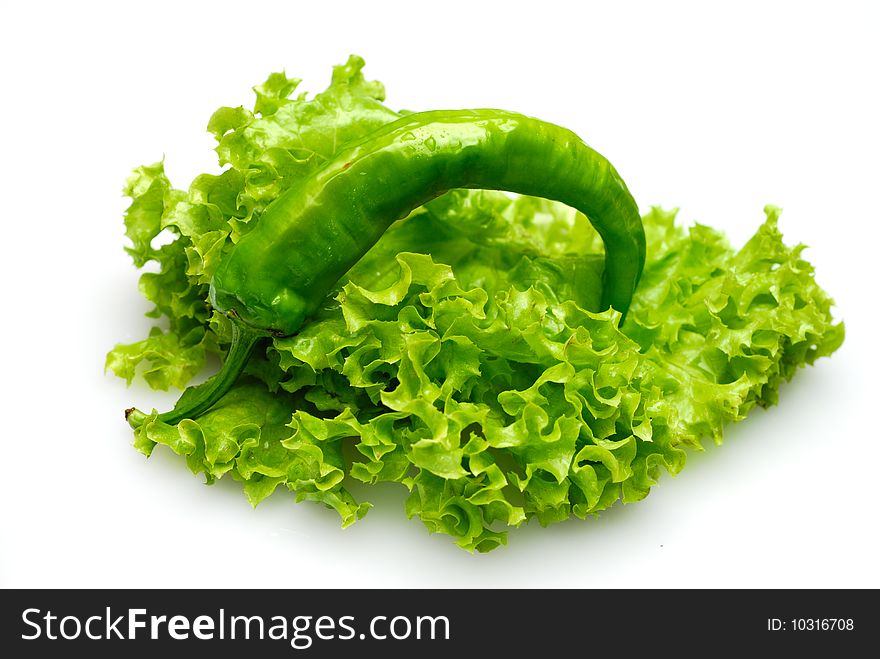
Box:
127, 109, 645, 428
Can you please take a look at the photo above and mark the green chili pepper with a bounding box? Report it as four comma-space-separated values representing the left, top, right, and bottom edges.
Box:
126, 109, 645, 428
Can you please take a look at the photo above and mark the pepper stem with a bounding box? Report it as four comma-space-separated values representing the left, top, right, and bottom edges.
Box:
126, 320, 266, 429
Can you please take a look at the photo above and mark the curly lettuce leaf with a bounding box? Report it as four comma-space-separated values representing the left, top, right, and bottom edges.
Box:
107, 56, 401, 388
109, 57, 843, 551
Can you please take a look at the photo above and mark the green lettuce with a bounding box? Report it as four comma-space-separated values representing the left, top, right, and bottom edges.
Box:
108, 55, 843, 551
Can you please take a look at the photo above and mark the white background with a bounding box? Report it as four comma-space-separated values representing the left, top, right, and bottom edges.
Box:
1, 0, 878, 588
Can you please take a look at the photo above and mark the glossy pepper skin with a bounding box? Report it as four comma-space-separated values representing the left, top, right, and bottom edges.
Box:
127, 109, 645, 427
212, 109, 645, 337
